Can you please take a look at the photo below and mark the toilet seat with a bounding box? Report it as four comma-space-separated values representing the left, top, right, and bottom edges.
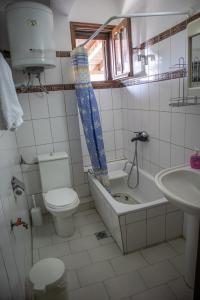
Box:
29, 258, 65, 292
44, 187, 79, 210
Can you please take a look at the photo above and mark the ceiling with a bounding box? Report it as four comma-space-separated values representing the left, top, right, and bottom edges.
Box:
119, 0, 200, 15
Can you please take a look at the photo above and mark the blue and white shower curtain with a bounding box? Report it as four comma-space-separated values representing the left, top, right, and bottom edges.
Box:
71, 46, 110, 191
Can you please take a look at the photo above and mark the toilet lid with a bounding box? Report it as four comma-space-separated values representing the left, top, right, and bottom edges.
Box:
29, 258, 65, 291
45, 187, 79, 208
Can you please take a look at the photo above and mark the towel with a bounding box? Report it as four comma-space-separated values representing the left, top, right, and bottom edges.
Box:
0, 53, 23, 131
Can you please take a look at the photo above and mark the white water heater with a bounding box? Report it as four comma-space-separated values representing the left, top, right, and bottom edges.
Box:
6, 1, 56, 71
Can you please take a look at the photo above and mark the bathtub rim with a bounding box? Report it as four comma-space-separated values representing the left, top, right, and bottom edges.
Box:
88, 167, 168, 216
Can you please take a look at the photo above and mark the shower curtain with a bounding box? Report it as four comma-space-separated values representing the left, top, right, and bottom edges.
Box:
71, 46, 110, 191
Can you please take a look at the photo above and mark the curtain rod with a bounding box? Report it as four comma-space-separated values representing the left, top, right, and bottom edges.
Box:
79, 11, 190, 48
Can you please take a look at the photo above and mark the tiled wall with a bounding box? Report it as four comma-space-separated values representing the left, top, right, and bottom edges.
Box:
16, 88, 90, 208
122, 28, 200, 175
79, 88, 124, 167
0, 130, 32, 298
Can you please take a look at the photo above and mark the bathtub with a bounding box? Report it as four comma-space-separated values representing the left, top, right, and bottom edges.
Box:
88, 160, 184, 254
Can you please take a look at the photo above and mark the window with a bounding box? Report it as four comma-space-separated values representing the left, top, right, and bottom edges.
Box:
111, 19, 133, 79
70, 19, 133, 82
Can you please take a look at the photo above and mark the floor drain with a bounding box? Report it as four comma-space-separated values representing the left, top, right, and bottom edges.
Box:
95, 230, 110, 240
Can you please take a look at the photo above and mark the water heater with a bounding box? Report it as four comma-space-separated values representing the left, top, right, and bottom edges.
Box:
6, 1, 56, 71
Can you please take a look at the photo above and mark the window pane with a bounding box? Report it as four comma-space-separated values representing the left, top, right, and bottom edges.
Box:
113, 32, 122, 75
76, 39, 106, 81
121, 27, 130, 74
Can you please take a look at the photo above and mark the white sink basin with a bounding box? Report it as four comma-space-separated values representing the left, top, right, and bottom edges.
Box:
155, 164, 200, 288
155, 165, 200, 216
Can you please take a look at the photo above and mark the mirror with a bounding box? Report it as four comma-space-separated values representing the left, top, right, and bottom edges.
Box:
188, 18, 200, 94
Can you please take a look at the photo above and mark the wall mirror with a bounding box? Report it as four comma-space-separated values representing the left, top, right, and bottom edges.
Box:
188, 18, 200, 95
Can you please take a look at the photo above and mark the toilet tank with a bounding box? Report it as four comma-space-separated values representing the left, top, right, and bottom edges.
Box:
38, 152, 72, 193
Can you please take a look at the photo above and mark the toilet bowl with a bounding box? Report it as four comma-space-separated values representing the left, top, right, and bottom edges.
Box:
38, 152, 80, 237
44, 187, 80, 237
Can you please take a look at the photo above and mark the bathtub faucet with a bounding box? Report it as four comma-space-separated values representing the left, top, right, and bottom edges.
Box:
131, 131, 149, 142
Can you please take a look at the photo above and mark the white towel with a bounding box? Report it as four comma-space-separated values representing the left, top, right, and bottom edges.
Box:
0, 53, 23, 131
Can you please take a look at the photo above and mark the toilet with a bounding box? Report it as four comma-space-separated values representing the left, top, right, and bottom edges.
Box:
38, 152, 80, 237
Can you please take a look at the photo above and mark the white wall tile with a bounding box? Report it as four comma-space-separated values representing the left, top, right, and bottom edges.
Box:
171, 113, 185, 146
113, 110, 122, 130
69, 139, 83, 163
115, 130, 123, 149
166, 211, 183, 240
159, 141, 171, 168
171, 144, 185, 167
185, 114, 200, 149
29, 93, 49, 119
112, 89, 122, 109
50, 117, 68, 142
16, 121, 35, 147
45, 57, 62, 84
159, 80, 171, 112
18, 93, 31, 120
101, 110, 114, 131
126, 221, 147, 252
61, 57, 74, 84
171, 31, 186, 67
158, 38, 171, 73
32, 119, 52, 145
149, 82, 160, 111
103, 131, 115, 152
67, 116, 80, 140
159, 112, 171, 142
147, 215, 165, 246
47, 91, 66, 117
149, 111, 159, 138
65, 90, 78, 115
99, 89, 113, 110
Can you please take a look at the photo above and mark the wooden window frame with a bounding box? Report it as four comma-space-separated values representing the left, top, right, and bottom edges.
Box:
111, 18, 133, 79
70, 20, 133, 82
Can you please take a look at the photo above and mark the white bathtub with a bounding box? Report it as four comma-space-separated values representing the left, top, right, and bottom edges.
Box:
88, 160, 184, 254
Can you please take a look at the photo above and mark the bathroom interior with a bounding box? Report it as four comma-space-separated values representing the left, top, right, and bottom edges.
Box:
1, 0, 200, 299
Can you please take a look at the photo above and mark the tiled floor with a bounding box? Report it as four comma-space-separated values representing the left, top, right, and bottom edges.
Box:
32, 209, 193, 300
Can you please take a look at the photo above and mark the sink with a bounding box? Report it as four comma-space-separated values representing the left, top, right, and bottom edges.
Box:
155, 165, 200, 288
155, 165, 200, 216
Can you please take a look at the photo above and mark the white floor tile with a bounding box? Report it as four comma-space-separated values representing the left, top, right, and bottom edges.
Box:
80, 222, 107, 237
33, 235, 52, 249
99, 236, 114, 246
110, 252, 147, 275
74, 213, 101, 227
169, 254, 185, 275
69, 235, 99, 253
88, 243, 121, 263
131, 285, 177, 300
168, 238, 185, 254
75, 209, 97, 217
51, 229, 81, 244
104, 271, 146, 299
168, 277, 193, 300
38, 242, 70, 259
141, 243, 177, 264
67, 271, 80, 291
139, 261, 180, 288
69, 283, 109, 300
33, 249, 39, 264
61, 252, 91, 270
77, 261, 115, 286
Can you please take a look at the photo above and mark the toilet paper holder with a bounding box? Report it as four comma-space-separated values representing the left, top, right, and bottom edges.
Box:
11, 176, 25, 198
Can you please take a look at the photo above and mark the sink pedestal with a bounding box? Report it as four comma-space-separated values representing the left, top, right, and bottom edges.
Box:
185, 214, 200, 288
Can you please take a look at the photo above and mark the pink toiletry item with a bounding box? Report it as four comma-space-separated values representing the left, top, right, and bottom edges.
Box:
190, 149, 200, 169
